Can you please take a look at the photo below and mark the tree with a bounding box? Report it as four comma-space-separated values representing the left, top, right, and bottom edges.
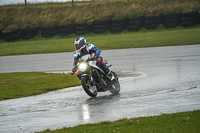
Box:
72, 0, 74, 6
25, 0, 27, 8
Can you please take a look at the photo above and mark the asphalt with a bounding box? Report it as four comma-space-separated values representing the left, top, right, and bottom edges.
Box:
0, 45, 200, 133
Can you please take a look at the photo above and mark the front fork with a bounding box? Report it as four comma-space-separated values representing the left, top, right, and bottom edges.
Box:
82, 69, 95, 86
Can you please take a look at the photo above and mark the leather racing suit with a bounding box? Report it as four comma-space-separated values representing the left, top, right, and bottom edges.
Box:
73, 43, 108, 80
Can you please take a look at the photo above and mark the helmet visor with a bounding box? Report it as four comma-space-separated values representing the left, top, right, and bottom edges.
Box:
75, 44, 82, 50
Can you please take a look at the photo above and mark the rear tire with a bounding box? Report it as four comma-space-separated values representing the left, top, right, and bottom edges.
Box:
81, 76, 98, 97
109, 80, 120, 94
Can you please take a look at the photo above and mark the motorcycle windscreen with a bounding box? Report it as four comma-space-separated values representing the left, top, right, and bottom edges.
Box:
81, 54, 92, 61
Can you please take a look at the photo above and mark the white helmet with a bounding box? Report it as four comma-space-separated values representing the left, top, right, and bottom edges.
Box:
74, 37, 86, 50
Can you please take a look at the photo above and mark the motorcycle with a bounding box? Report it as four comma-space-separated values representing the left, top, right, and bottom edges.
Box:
72, 55, 120, 97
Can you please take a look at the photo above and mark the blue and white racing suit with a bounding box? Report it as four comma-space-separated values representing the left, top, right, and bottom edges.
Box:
73, 43, 108, 80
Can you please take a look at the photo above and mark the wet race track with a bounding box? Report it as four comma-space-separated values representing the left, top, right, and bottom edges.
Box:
0, 45, 200, 133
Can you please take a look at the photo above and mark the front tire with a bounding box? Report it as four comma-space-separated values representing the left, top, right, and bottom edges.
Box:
81, 76, 98, 97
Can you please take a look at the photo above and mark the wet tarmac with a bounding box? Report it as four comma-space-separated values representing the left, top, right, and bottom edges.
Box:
0, 45, 200, 133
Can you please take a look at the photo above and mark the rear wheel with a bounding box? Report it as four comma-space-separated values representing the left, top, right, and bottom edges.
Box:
81, 76, 98, 97
109, 80, 120, 94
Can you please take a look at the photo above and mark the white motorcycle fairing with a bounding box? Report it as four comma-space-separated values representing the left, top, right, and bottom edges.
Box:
88, 60, 105, 74
79, 54, 105, 74
80, 54, 92, 61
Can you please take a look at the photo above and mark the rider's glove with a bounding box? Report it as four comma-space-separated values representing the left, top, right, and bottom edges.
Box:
72, 68, 76, 72
93, 55, 99, 59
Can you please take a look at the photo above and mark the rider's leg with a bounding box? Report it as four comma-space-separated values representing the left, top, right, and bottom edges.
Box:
96, 56, 108, 72
96, 57, 113, 80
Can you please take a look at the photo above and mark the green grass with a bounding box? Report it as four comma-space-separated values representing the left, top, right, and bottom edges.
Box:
1, 25, 200, 56
36, 110, 200, 133
0, 0, 199, 30
0, 72, 80, 101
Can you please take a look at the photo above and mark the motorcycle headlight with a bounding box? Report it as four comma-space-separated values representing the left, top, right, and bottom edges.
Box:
79, 63, 87, 71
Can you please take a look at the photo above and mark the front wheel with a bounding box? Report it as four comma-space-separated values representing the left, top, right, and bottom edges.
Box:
109, 80, 120, 94
81, 76, 98, 97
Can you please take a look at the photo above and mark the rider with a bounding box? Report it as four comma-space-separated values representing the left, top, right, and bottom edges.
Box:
72, 37, 112, 80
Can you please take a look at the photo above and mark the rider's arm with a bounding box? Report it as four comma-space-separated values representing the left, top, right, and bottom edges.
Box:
87, 43, 101, 56
73, 51, 79, 68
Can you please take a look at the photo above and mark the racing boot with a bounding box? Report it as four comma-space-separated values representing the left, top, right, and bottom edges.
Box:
105, 68, 114, 81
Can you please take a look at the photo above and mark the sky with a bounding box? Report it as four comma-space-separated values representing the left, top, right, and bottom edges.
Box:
0, 0, 88, 5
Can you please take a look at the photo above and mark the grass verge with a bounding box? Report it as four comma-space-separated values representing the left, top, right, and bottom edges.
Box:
0, 72, 80, 101
0, 25, 200, 56
0, 0, 199, 30
36, 110, 200, 133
